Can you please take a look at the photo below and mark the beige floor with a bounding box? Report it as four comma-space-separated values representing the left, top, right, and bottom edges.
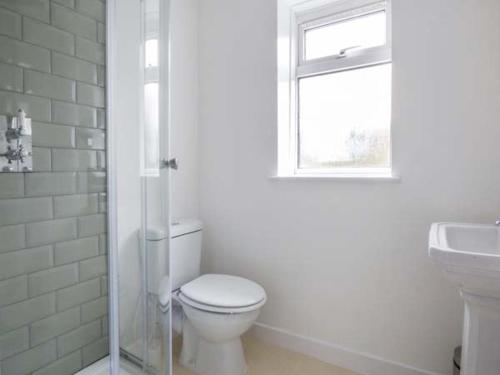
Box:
173, 335, 360, 375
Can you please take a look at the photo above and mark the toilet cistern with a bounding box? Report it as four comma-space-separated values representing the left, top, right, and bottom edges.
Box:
152, 219, 266, 375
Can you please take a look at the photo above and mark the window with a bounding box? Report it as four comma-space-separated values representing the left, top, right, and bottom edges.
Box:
141, 0, 160, 176
277, 0, 393, 178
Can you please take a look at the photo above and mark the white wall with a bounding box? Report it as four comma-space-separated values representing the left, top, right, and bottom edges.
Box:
198, 0, 500, 374
170, 0, 200, 220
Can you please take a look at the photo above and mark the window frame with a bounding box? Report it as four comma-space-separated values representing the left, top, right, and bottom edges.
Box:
278, 0, 394, 179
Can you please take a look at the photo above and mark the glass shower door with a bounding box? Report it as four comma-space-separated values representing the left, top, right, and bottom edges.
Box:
116, 0, 172, 373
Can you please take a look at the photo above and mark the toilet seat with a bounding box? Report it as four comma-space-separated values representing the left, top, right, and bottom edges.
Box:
178, 292, 266, 314
178, 274, 267, 314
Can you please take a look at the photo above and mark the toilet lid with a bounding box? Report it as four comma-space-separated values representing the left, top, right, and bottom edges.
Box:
180, 274, 266, 308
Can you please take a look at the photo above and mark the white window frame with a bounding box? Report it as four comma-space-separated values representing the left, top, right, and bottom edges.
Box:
277, 0, 394, 179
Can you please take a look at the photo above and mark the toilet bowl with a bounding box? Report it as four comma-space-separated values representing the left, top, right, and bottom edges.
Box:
177, 274, 266, 375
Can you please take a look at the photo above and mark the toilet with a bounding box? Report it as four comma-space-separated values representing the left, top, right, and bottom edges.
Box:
146, 219, 266, 375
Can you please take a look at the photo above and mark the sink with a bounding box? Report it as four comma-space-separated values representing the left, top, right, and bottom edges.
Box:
429, 223, 500, 296
429, 223, 500, 375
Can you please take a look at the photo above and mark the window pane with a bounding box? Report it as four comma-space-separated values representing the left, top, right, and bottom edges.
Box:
145, 39, 159, 67
143, 82, 159, 174
304, 11, 386, 61
298, 64, 391, 170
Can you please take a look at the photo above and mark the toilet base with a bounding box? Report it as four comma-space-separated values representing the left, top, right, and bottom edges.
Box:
180, 319, 247, 375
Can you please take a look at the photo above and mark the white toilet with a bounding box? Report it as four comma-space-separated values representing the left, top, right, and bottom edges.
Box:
146, 219, 266, 375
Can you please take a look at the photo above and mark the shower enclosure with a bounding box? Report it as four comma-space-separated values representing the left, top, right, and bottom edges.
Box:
0, 0, 172, 374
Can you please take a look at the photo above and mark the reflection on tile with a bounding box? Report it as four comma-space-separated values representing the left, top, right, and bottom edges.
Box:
0, 174, 24, 199
54, 194, 99, 218
76, 128, 105, 150
28, 264, 79, 297
25, 69, 76, 101
79, 255, 107, 281
0, 91, 51, 122
52, 100, 97, 127
25, 172, 77, 197
56, 278, 100, 312
76, 0, 105, 22
0, 246, 53, 282
52, 52, 98, 84
76, 38, 105, 65
32, 122, 75, 148
0, 36, 51, 72
77, 172, 106, 193
30, 308, 80, 346
52, 149, 97, 172
51, 3, 97, 41
0, 197, 52, 226
23, 17, 74, 55
32, 147, 52, 172
0, 62, 23, 92
0, 0, 50, 23
0, 7, 22, 39
26, 218, 77, 247
54, 237, 99, 265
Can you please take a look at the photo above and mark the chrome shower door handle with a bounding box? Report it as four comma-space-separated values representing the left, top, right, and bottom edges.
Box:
160, 158, 178, 170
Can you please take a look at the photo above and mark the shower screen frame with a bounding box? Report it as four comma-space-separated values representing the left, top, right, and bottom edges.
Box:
105, 0, 120, 373
106, 0, 172, 373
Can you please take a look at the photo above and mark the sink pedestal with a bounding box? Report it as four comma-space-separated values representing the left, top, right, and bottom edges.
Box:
461, 291, 500, 375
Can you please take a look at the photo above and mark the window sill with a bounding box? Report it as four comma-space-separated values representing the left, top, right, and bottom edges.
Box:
270, 174, 401, 182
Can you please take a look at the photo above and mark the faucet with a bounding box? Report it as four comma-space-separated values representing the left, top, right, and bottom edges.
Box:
1, 144, 28, 164
495, 219, 500, 226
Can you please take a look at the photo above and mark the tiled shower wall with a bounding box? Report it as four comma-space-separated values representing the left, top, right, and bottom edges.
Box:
0, 1, 109, 374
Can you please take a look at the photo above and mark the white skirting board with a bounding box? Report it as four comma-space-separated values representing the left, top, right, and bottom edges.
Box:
248, 323, 445, 375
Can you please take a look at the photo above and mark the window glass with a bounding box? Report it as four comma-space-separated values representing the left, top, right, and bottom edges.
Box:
298, 64, 391, 170
145, 39, 159, 68
144, 82, 159, 173
304, 11, 386, 61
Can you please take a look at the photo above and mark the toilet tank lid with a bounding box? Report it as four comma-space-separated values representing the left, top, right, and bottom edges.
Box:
146, 219, 203, 240
171, 219, 203, 238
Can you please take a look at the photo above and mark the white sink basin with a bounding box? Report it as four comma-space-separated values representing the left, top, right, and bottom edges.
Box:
429, 223, 500, 297
429, 223, 500, 375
